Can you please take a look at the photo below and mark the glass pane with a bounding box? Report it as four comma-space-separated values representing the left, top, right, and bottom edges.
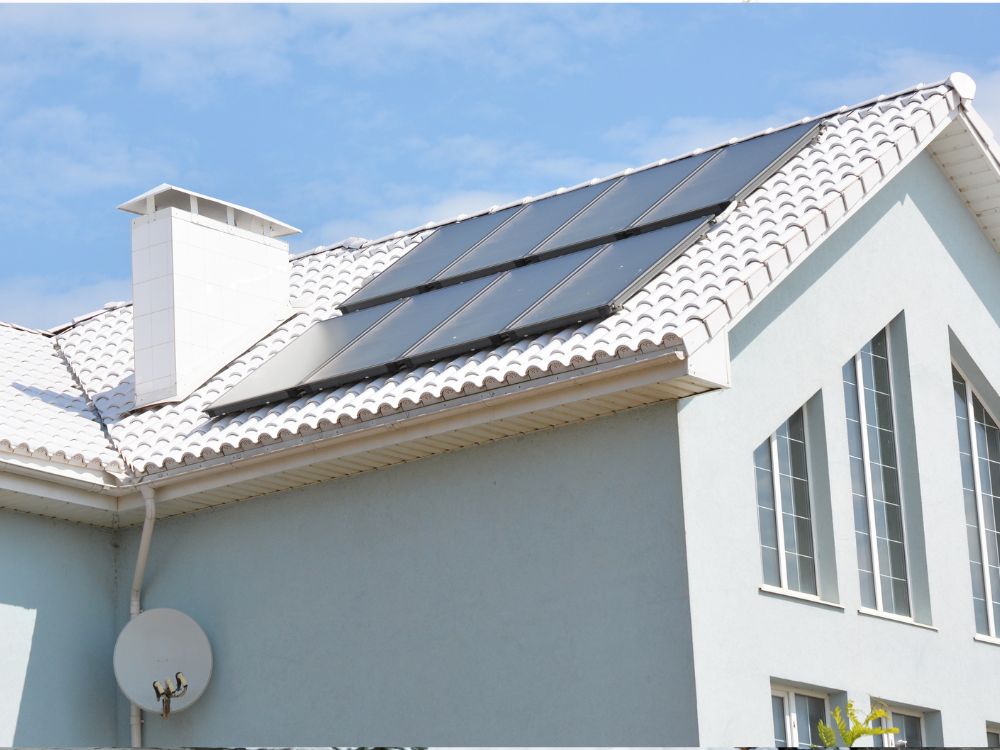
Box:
406, 247, 602, 361
344, 205, 520, 308
209, 300, 401, 413
532, 151, 714, 254
986, 730, 999, 747
846, 329, 910, 616
954, 370, 1000, 636
513, 218, 706, 332
795, 694, 826, 749
440, 180, 612, 280
893, 713, 922, 747
772, 695, 788, 748
644, 122, 817, 221
768, 406, 817, 594
306, 276, 494, 388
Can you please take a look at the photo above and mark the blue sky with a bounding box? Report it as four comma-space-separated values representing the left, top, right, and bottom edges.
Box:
2, 3, 1000, 329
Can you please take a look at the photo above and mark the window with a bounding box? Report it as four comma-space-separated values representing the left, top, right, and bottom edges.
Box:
755, 407, 817, 595
843, 328, 910, 616
771, 687, 828, 748
877, 708, 923, 747
987, 727, 1000, 747
953, 366, 1000, 637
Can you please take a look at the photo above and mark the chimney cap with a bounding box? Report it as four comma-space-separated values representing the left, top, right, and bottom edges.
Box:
118, 183, 301, 238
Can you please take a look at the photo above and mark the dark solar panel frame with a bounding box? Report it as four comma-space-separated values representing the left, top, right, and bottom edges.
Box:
341, 121, 818, 315
208, 122, 820, 416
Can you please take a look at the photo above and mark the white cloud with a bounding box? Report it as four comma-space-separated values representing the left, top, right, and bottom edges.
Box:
603, 111, 809, 166
0, 5, 298, 101
0, 276, 130, 330
0, 5, 641, 103
0, 105, 175, 227
295, 188, 518, 252
808, 49, 1000, 132
303, 5, 640, 77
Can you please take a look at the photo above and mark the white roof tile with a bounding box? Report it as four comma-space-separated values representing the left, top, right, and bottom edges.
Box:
0, 322, 123, 471
11, 82, 967, 476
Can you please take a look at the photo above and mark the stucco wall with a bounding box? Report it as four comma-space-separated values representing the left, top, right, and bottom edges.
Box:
0, 508, 116, 745
113, 402, 695, 745
677, 152, 1000, 745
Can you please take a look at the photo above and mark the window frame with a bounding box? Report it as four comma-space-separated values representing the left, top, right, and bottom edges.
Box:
877, 705, 924, 748
846, 325, 914, 615
756, 407, 820, 594
954, 362, 1000, 638
986, 723, 1000, 747
771, 685, 830, 748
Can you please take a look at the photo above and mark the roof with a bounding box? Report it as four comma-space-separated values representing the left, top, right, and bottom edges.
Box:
0, 321, 124, 473
2, 73, 996, 510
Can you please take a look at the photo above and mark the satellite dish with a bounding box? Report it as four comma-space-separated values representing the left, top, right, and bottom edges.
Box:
113, 608, 212, 714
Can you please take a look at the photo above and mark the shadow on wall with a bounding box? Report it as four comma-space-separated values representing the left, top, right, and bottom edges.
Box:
0, 602, 35, 745
0, 510, 117, 746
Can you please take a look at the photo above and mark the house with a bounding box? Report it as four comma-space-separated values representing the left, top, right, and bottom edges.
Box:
2, 70, 1000, 746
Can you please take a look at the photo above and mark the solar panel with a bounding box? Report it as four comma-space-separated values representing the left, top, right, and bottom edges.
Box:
208, 121, 820, 415
304, 275, 495, 389
405, 246, 606, 363
342, 205, 520, 311
641, 121, 816, 224
435, 180, 612, 282
209, 301, 401, 413
512, 217, 708, 333
529, 150, 715, 257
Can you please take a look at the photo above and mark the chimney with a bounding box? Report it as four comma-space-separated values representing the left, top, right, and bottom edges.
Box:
119, 184, 300, 408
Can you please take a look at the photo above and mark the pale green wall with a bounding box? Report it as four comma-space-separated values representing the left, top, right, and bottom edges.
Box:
0, 509, 116, 745
9, 147, 1000, 748
114, 402, 695, 745
678, 152, 1000, 745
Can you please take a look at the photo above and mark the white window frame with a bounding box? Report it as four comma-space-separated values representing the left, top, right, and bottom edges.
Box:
955, 363, 999, 637
877, 705, 924, 748
986, 722, 1000, 747
771, 685, 830, 748
849, 326, 913, 614
759, 409, 819, 593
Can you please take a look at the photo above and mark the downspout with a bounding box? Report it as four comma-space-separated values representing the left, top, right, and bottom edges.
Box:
128, 485, 157, 747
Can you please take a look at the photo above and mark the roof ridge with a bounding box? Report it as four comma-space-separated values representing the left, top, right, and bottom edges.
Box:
0, 319, 53, 336
345, 78, 954, 250
49, 334, 131, 476
30, 77, 961, 340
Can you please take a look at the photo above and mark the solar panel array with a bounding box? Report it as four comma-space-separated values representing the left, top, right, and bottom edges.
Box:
209, 121, 818, 415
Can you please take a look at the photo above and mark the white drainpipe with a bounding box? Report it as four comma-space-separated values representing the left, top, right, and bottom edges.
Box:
128, 486, 157, 747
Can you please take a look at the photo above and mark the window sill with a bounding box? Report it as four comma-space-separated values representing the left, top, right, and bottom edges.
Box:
858, 606, 937, 631
759, 584, 844, 610
973, 633, 1000, 647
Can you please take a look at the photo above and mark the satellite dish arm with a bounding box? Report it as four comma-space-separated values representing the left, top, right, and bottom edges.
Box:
129, 486, 158, 747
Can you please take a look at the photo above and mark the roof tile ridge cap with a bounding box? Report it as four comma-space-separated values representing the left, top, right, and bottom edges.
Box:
0, 319, 52, 336
50, 334, 133, 477
289, 231, 426, 262
338, 82, 955, 253
48, 300, 133, 335
677, 86, 959, 358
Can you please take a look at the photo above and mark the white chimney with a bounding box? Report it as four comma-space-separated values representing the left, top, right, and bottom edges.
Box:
119, 184, 300, 408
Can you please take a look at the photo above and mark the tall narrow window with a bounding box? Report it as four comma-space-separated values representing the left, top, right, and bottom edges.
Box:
952, 366, 1000, 637
843, 328, 910, 616
771, 687, 828, 748
754, 407, 817, 595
